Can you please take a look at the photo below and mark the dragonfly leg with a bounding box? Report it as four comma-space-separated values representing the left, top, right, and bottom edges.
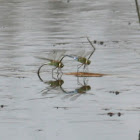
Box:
77, 64, 83, 73
37, 63, 48, 82
52, 67, 57, 79
59, 70, 63, 79
56, 68, 59, 79
83, 77, 88, 85
60, 68, 63, 75
77, 76, 83, 86
57, 72, 60, 79
83, 65, 88, 72
57, 68, 60, 74
56, 68, 63, 79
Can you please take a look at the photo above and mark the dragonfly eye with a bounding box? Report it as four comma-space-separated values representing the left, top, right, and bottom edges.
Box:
86, 60, 91, 65
59, 63, 64, 68
88, 60, 91, 65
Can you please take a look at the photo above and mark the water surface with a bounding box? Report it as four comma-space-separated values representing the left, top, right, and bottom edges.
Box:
0, 0, 140, 140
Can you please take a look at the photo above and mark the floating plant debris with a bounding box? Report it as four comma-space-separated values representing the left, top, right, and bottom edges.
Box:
64, 72, 106, 77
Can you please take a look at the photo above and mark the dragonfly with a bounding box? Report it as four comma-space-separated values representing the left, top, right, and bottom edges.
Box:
41, 77, 64, 95
62, 77, 91, 101
37, 50, 66, 79
65, 37, 96, 72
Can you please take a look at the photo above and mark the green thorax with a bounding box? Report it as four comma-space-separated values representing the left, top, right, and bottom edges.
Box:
77, 85, 91, 94
78, 57, 91, 65
49, 60, 64, 68
48, 80, 64, 88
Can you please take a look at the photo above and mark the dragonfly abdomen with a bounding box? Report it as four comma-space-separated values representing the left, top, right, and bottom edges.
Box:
65, 55, 78, 61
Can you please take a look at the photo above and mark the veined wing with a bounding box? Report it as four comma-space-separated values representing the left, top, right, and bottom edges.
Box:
47, 51, 57, 60
37, 50, 66, 62
53, 50, 66, 61
36, 56, 53, 62
75, 50, 92, 58
82, 50, 93, 58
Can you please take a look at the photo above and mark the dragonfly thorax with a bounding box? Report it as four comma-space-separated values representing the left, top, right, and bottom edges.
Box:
48, 80, 64, 87
77, 85, 91, 93
49, 60, 64, 68
78, 57, 91, 65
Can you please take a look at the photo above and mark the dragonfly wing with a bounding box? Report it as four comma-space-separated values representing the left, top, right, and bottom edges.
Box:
47, 50, 57, 60
82, 50, 93, 57
55, 50, 66, 61
67, 50, 86, 59
76, 50, 85, 57
36, 50, 66, 62
36, 56, 52, 61
75, 50, 91, 58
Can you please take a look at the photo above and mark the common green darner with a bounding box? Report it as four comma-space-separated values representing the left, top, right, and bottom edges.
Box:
37, 50, 66, 79
40, 74, 91, 100
65, 37, 96, 72
62, 77, 91, 101
41, 77, 64, 96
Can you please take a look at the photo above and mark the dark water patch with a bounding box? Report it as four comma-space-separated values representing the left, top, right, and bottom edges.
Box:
36, 129, 43, 132
109, 91, 120, 95
54, 106, 72, 109
99, 112, 123, 117
0, 105, 6, 108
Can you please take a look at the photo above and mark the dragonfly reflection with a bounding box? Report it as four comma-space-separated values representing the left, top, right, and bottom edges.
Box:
65, 37, 96, 72
62, 77, 91, 101
37, 50, 66, 79
39, 73, 91, 100
41, 77, 64, 95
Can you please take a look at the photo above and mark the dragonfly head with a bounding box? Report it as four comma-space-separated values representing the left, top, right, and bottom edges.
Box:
59, 62, 64, 68
86, 59, 91, 65
86, 85, 91, 91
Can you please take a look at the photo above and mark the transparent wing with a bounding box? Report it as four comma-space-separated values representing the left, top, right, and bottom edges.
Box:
35, 56, 52, 61
42, 50, 66, 61
74, 50, 92, 58
54, 50, 66, 61
77, 50, 85, 57
47, 51, 57, 60
82, 50, 92, 57
36, 50, 66, 62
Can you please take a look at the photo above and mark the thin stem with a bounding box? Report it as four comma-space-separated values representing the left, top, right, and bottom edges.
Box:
87, 37, 96, 60
135, 0, 140, 24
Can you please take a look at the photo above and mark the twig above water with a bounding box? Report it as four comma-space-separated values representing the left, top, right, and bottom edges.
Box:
135, 0, 140, 24
86, 37, 96, 60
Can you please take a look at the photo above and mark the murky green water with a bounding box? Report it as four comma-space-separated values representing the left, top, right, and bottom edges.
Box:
0, 0, 140, 139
